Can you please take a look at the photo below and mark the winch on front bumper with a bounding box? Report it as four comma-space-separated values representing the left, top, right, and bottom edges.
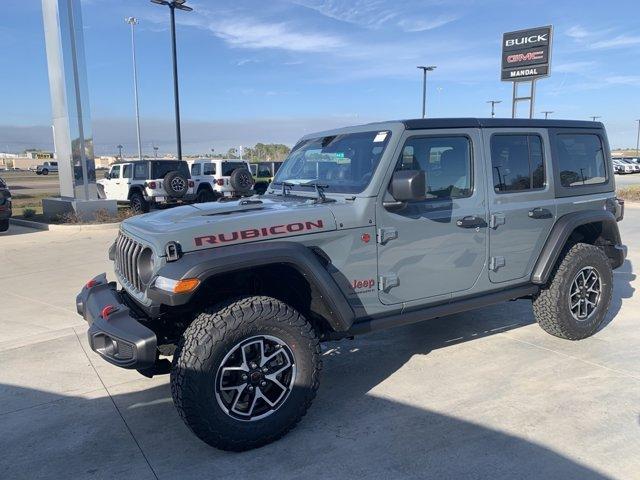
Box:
76, 273, 161, 375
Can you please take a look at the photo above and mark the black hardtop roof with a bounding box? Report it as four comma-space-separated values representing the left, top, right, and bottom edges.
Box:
402, 118, 603, 130
111, 158, 186, 165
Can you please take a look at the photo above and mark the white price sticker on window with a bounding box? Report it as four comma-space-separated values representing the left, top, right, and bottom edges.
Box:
373, 131, 388, 143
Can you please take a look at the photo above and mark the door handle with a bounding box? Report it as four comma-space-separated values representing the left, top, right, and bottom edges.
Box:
528, 207, 552, 219
456, 215, 486, 229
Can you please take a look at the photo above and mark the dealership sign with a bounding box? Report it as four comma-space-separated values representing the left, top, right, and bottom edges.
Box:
501, 26, 552, 81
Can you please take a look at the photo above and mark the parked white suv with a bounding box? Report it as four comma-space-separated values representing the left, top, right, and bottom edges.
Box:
97, 160, 195, 213
36, 161, 58, 175
188, 159, 254, 202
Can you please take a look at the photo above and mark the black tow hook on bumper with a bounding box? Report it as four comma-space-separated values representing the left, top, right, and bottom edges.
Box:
76, 273, 163, 376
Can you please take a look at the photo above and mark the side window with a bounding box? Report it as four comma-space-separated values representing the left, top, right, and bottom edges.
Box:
556, 134, 606, 187
203, 163, 215, 175
396, 136, 472, 199
122, 164, 132, 179
191, 163, 201, 176
133, 162, 148, 179
110, 165, 121, 179
491, 135, 545, 193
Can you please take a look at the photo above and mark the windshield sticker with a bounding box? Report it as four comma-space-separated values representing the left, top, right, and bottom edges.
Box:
373, 131, 388, 143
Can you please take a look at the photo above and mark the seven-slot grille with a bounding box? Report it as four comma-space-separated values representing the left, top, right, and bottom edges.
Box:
114, 232, 145, 293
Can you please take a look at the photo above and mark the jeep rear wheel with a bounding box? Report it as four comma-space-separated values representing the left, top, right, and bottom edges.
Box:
0, 219, 8, 232
195, 187, 217, 203
171, 296, 321, 451
129, 191, 149, 214
533, 243, 612, 340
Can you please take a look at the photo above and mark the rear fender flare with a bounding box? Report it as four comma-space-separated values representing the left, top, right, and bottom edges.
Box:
531, 210, 622, 284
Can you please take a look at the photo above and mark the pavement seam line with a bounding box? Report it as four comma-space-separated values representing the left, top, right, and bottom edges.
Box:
73, 330, 160, 480
499, 333, 640, 381
2, 290, 76, 314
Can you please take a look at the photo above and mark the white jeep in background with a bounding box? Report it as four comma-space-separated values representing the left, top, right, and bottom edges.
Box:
36, 161, 58, 175
97, 159, 195, 213
188, 159, 254, 203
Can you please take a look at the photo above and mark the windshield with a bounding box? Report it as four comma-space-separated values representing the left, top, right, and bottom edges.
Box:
273, 130, 391, 194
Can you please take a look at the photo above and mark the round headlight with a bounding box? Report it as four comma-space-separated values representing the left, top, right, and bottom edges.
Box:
137, 248, 156, 285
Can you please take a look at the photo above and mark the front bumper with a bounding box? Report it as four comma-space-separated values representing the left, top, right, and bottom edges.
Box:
76, 273, 157, 371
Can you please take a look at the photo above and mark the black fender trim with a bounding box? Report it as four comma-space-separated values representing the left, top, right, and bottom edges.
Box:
148, 242, 355, 332
531, 210, 625, 285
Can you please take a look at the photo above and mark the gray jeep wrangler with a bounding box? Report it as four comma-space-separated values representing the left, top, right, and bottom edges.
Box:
77, 118, 626, 451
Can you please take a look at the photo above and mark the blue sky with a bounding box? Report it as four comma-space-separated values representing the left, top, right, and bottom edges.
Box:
1, 0, 639, 155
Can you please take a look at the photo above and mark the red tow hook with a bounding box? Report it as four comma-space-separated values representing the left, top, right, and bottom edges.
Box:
101, 305, 118, 320
86, 279, 99, 289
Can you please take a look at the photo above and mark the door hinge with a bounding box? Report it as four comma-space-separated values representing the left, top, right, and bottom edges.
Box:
489, 256, 506, 272
378, 273, 399, 292
377, 227, 398, 245
489, 213, 506, 229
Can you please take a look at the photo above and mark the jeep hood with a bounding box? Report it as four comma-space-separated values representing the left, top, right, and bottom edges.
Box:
121, 197, 337, 255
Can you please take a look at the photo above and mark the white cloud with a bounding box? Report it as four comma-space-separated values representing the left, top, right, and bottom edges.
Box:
553, 61, 597, 73
211, 18, 345, 52
396, 14, 460, 32
591, 35, 640, 49
566, 25, 589, 39
604, 75, 640, 86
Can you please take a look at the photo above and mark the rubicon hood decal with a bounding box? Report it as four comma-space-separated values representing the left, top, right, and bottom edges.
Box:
195, 219, 326, 247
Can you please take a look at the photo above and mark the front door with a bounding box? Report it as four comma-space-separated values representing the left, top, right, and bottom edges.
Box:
376, 129, 487, 305
483, 129, 556, 283
103, 165, 121, 199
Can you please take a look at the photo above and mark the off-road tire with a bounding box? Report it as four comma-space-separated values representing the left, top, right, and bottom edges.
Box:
171, 296, 321, 451
533, 243, 613, 340
195, 187, 217, 203
129, 191, 149, 214
229, 167, 253, 194
164, 171, 188, 198
0, 219, 8, 232
41, 169, 49, 175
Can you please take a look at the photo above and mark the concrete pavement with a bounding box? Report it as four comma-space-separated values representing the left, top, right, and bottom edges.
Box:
0, 210, 639, 479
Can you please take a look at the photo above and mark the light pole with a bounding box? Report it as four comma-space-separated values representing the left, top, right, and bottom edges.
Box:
590, 116, 601, 122
542, 111, 554, 119
117, 144, 123, 159
153, 145, 159, 158
150, 0, 192, 160
210, 147, 214, 158
487, 100, 502, 118
635, 119, 640, 157
125, 17, 142, 160
417, 65, 436, 119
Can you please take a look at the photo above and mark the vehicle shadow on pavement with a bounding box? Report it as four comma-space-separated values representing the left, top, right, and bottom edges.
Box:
0, 225, 47, 238
0, 302, 612, 479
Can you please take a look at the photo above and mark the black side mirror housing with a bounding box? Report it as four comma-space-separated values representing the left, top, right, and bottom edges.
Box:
389, 169, 426, 202
104, 171, 111, 179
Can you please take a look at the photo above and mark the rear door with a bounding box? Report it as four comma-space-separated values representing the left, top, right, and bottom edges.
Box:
103, 165, 121, 199
376, 128, 487, 305
483, 129, 556, 283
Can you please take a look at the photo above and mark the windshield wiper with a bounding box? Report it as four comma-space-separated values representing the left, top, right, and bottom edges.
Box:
300, 182, 333, 203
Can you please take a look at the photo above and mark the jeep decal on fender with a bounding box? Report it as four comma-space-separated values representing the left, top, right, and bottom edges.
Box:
194, 220, 325, 247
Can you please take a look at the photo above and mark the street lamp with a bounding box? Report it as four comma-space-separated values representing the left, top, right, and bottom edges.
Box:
210, 147, 215, 158
590, 116, 601, 122
150, 0, 193, 160
635, 119, 640, 157
117, 144, 123, 159
541, 111, 554, 119
153, 145, 159, 158
486, 100, 502, 118
417, 65, 436, 119
125, 17, 142, 160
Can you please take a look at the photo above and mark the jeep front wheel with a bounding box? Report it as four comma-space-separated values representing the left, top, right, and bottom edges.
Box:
171, 296, 321, 451
533, 243, 613, 340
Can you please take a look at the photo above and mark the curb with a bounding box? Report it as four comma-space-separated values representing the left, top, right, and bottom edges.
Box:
10, 217, 120, 232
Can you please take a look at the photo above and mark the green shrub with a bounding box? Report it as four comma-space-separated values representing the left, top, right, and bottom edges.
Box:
22, 208, 36, 219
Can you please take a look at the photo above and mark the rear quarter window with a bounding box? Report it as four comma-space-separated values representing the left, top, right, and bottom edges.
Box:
556, 134, 607, 187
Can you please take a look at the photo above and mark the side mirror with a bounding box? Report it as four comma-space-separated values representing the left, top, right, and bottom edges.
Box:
388, 170, 426, 204
104, 171, 111, 179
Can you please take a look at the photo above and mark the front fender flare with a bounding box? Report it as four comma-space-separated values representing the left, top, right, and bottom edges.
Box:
148, 241, 355, 332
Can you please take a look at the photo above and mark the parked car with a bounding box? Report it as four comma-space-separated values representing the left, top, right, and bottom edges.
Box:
0, 177, 12, 232
188, 159, 254, 203
612, 159, 633, 174
97, 159, 195, 213
77, 118, 625, 451
619, 158, 640, 173
36, 161, 58, 175
250, 161, 283, 195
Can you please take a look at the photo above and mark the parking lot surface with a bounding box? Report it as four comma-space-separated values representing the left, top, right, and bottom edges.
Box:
0, 208, 639, 480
